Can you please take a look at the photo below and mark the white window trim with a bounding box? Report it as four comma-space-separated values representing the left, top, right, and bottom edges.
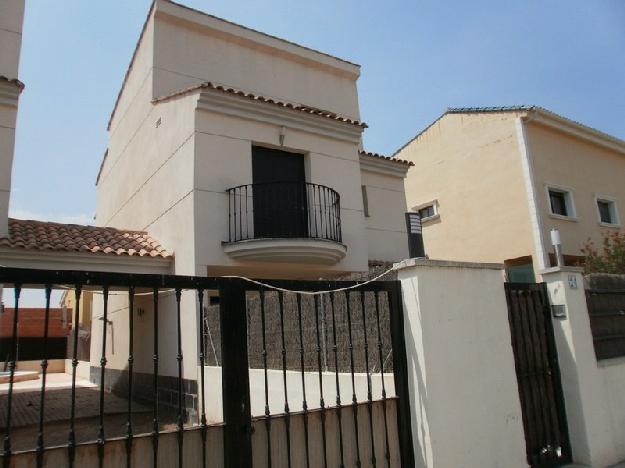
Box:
594, 194, 621, 227
412, 199, 440, 223
545, 184, 578, 221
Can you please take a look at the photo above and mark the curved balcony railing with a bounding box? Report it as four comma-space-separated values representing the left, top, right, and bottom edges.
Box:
226, 181, 342, 243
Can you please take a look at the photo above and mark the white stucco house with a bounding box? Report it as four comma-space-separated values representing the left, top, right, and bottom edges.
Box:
90, 0, 414, 407
96, 0, 413, 282
0, 0, 413, 419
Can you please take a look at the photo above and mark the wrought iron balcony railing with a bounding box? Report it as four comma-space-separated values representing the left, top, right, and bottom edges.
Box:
226, 181, 342, 243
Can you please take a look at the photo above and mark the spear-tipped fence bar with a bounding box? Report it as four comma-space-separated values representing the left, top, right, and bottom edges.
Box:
0, 267, 414, 468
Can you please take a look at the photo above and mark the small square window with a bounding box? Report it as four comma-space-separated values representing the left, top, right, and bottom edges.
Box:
596, 198, 619, 225
361, 185, 370, 217
549, 190, 568, 217
418, 205, 435, 220
598, 201, 612, 223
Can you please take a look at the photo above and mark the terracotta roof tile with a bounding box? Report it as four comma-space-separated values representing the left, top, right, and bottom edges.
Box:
359, 150, 414, 166
0, 218, 172, 259
152, 81, 367, 128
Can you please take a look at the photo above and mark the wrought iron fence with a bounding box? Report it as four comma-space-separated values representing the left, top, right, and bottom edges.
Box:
226, 181, 342, 243
585, 288, 625, 360
243, 289, 395, 467
0, 267, 413, 468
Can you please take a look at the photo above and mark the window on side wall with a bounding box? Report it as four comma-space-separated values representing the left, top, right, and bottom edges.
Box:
412, 200, 438, 222
547, 187, 575, 218
361, 185, 370, 217
596, 198, 619, 226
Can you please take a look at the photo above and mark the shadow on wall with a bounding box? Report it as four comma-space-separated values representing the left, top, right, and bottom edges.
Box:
400, 278, 430, 468
89, 363, 198, 426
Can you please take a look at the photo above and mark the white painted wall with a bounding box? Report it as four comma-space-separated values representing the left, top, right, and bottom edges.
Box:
360, 167, 409, 262
543, 267, 625, 467
0, 0, 24, 78
0, 0, 24, 237
396, 259, 527, 468
152, 0, 361, 120
64, 358, 91, 380
89, 288, 200, 379
200, 366, 396, 423
193, 105, 369, 278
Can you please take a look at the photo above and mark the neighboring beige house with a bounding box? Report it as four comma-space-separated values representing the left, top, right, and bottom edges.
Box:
395, 106, 625, 281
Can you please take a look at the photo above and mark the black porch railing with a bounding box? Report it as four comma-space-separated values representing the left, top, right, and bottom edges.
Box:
226, 181, 342, 243
0, 267, 413, 468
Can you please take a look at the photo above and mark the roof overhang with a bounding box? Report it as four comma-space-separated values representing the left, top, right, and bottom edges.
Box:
522, 108, 625, 156
394, 105, 625, 158
0, 78, 23, 107
0, 247, 173, 275
195, 87, 365, 143
359, 154, 412, 178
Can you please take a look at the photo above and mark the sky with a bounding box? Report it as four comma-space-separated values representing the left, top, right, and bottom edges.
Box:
9, 0, 625, 226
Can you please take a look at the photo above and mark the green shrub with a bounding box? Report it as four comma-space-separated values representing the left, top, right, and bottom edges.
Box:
581, 230, 625, 274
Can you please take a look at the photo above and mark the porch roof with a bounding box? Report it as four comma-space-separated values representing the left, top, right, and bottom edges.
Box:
0, 218, 172, 259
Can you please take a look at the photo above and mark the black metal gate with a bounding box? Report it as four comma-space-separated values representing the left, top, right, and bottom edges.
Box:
504, 283, 571, 468
221, 278, 415, 467
0, 267, 414, 468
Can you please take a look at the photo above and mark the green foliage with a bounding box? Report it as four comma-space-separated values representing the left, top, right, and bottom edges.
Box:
581, 230, 625, 274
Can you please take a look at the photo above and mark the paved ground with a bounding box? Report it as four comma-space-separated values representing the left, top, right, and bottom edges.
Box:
0, 373, 177, 452
564, 463, 625, 468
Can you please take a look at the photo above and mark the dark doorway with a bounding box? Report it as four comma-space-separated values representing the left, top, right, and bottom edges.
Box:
504, 282, 571, 467
251, 146, 308, 238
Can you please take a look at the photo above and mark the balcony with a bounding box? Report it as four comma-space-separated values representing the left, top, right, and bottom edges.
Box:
223, 182, 346, 264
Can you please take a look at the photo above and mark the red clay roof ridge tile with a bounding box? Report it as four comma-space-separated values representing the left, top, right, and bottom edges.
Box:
151, 81, 367, 128
359, 150, 414, 167
0, 218, 172, 259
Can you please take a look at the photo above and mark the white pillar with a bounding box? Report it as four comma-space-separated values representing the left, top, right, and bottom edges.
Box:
396, 259, 527, 468
541, 266, 620, 466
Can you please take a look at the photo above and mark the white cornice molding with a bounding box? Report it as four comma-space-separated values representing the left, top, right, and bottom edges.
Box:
0, 81, 21, 107
223, 238, 347, 265
0, 248, 173, 274
525, 109, 625, 156
197, 90, 364, 143
359, 155, 411, 178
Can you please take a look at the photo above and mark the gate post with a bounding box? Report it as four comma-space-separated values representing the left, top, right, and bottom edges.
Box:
219, 278, 252, 467
388, 281, 416, 467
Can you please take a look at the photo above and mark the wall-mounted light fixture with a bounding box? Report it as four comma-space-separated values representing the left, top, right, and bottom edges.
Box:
550, 228, 563, 267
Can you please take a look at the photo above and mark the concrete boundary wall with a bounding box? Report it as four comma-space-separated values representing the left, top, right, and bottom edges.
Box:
2, 400, 400, 468
542, 267, 625, 467
396, 259, 527, 468
200, 366, 396, 423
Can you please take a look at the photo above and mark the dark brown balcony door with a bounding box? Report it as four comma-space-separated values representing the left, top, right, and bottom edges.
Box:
252, 146, 308, 239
